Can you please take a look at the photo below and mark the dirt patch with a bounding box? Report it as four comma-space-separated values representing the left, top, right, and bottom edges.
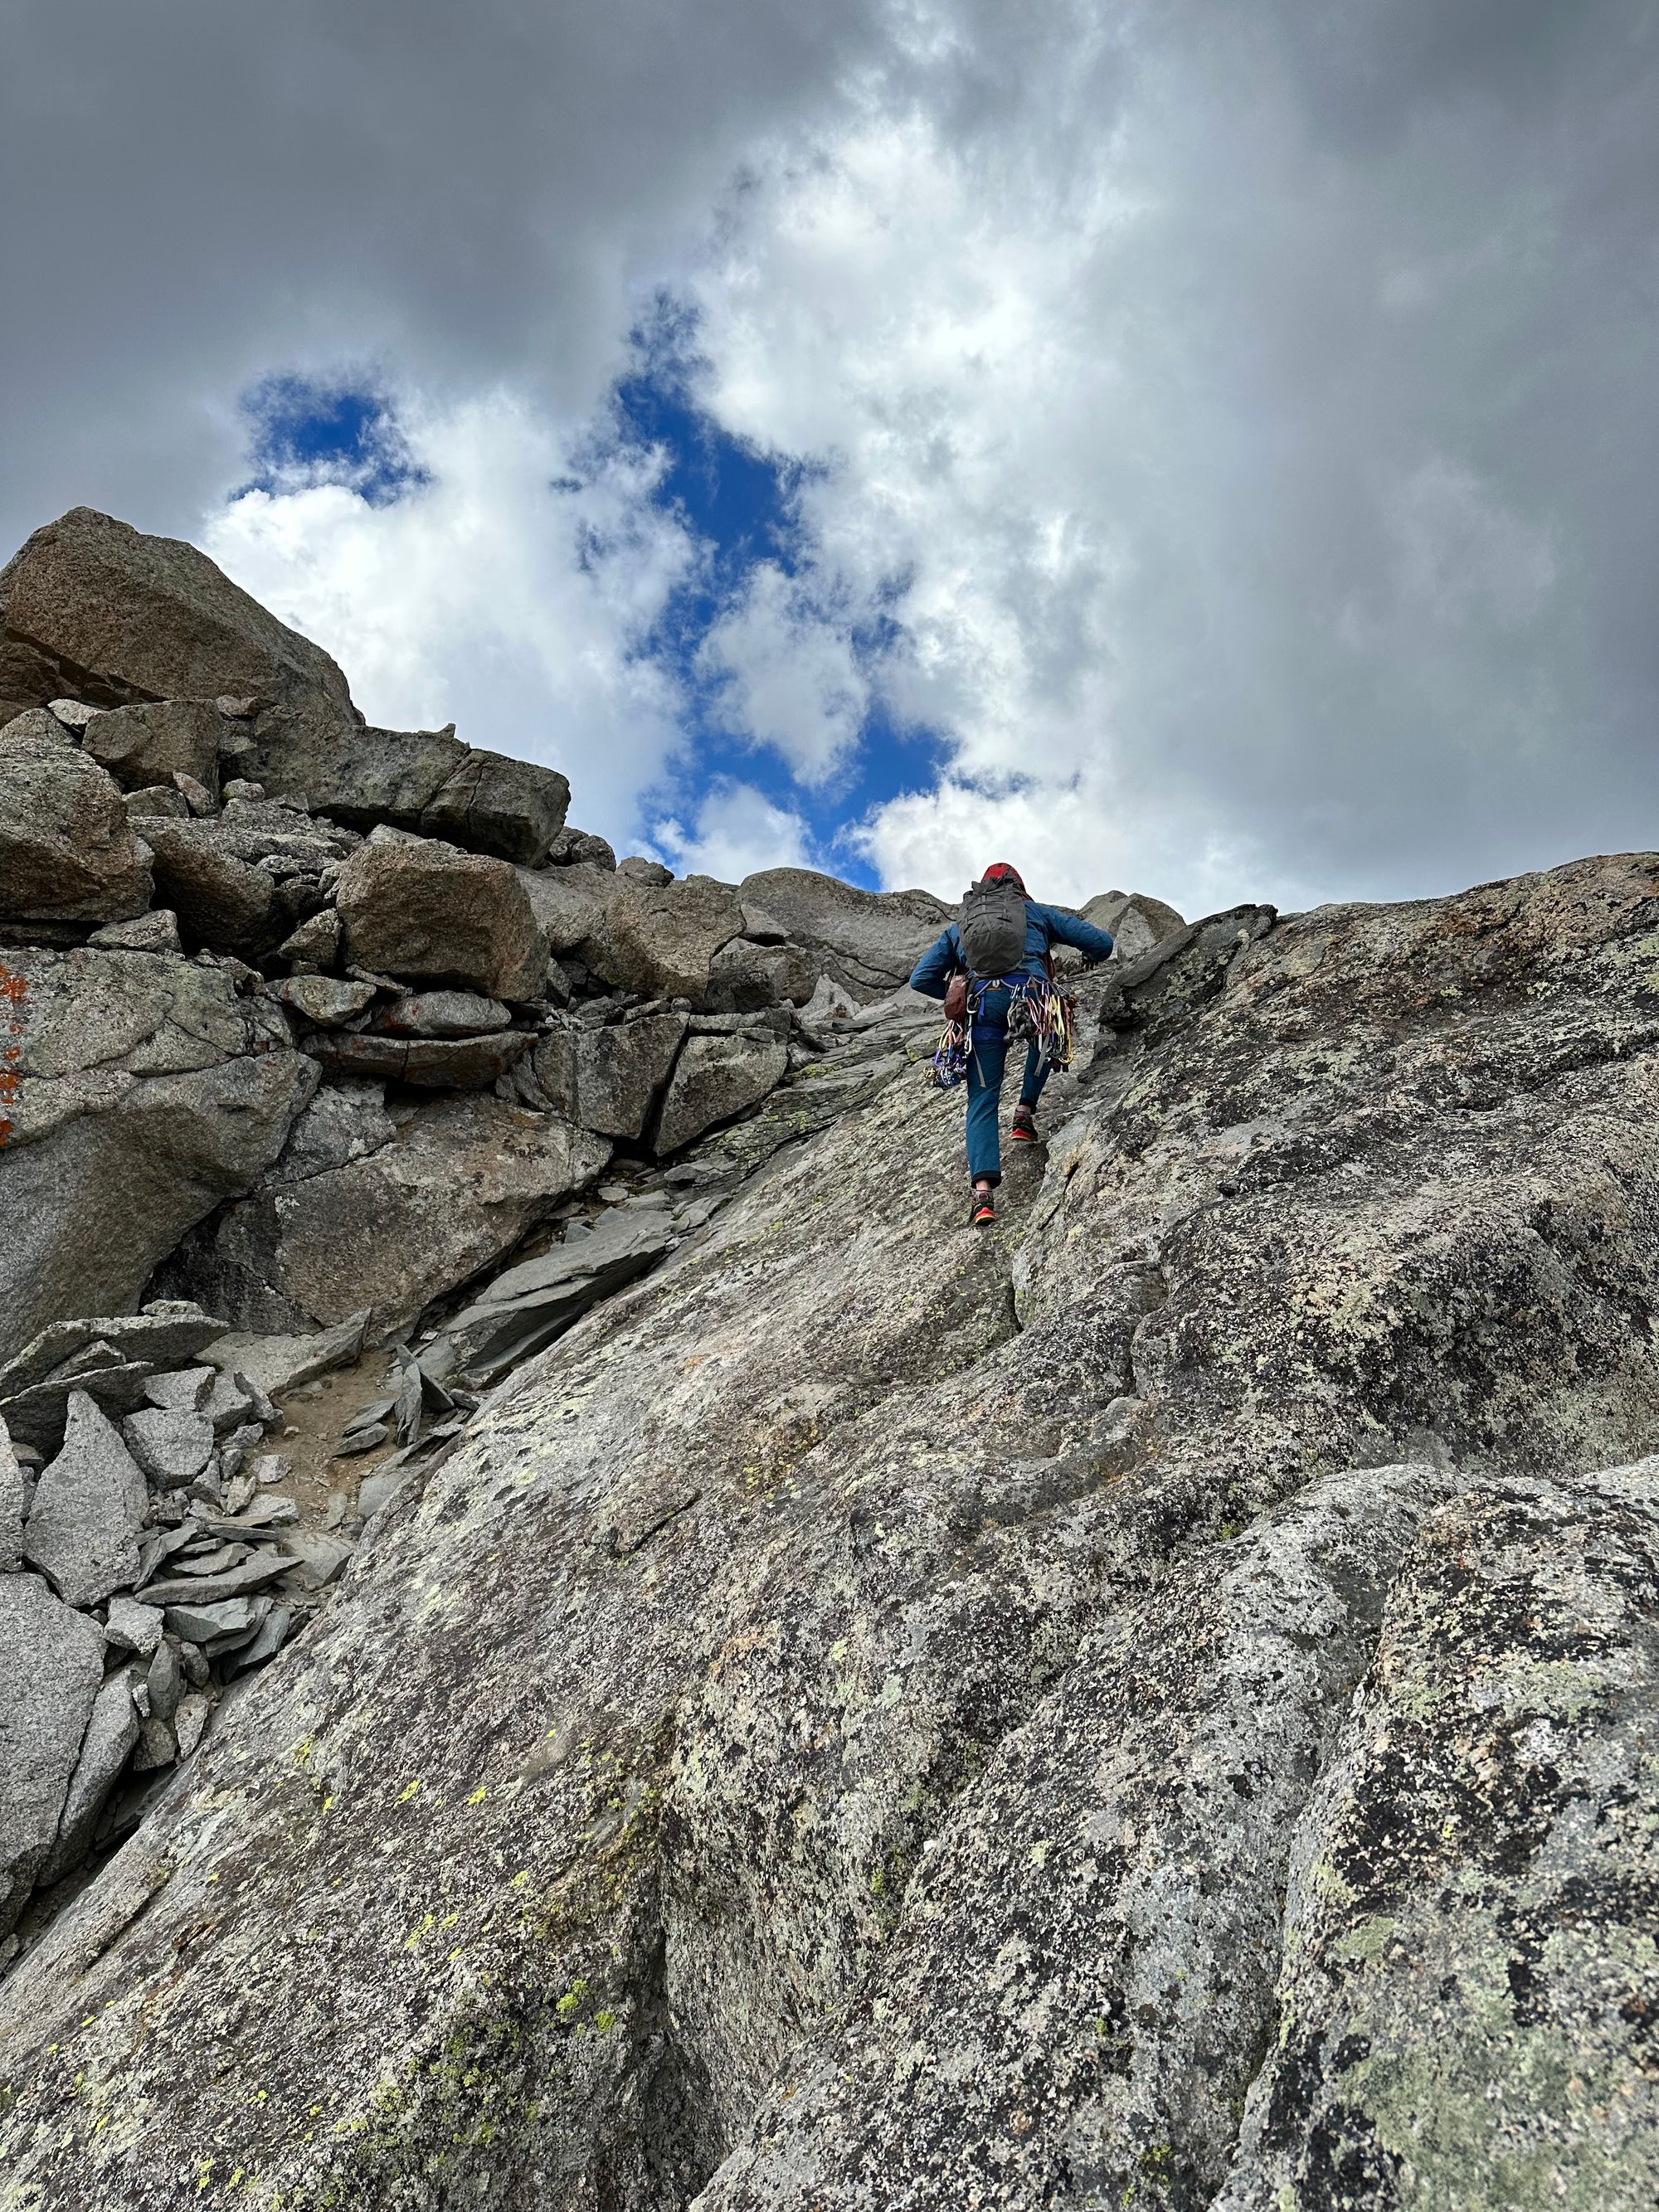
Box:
265, 1350, 402, 1528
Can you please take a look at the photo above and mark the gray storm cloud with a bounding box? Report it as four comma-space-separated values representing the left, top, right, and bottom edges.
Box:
2, 0, 1654, 908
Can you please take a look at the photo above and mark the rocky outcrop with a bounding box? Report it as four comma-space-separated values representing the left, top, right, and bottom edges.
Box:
0, 711, 153, 924
0, 946, 314, 1367
2, 848, 1654, 2210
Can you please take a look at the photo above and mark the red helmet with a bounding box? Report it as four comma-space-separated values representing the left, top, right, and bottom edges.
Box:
982, 862, 1027, 893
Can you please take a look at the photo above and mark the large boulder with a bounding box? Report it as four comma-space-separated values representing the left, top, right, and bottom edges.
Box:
595, 873, 744, 1004
77, 698, 226, 797
334, 838, 549, 1001
1080, 888, 1186, 960
0, 507, 358, 761
154, 1090, 611, 1339
515, 1013, 688, 1140
418, 749, 571, 866
738, 866, 951, 999
651, 1026, 789, 1154
705, 936, 820, 1013
514, 860, 617, 959
0, 710, 153, 924
0, 946, 314, 1366
0, 1574, 105, 1939
252, 720, 571, 867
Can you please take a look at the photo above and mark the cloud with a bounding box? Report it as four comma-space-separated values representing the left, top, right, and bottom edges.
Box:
4, 0, 1657, 921
202, 389, 696, 844
652, 780, 815, 882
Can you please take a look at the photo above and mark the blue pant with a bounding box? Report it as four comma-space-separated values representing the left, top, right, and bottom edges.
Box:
966, 984, 1049, 1184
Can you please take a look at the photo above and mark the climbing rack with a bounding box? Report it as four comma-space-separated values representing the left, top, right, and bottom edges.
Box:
928, 976, 1079, 1089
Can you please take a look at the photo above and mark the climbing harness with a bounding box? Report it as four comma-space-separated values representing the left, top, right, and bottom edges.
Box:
928, 975, 1079, 1089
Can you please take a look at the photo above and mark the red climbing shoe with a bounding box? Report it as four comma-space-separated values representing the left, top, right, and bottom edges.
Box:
970, 1184, 996, 1228
1010, 1103, 1039, 1144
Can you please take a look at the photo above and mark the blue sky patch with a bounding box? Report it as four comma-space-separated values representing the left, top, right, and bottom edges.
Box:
238, 375, 428, 507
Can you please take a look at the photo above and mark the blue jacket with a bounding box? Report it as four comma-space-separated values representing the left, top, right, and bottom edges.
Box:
909, 900, 1116, 998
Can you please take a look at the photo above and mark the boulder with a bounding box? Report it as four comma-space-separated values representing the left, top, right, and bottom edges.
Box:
515, 1013, 689, 1140
39, 1668, 139, 1884
0, 945, 313, 1367
0, 507, 358, 764
418, 750, 570, 865
596, 873, 744, 1004
275, 975, 377, 1028
334, 839, 549, 1001
247, 707, 570, 867
140, 818, 280, 955
202, 1311, 369, 1401
0, 1574, 105, 1937
86, 909, 182, 954
377, 990, 510, 1038
0, 1416, 23, 1571
737, 866, 951, 999
1079, 888, 1186, 960
301, 1029, 531, 1090
705, 936, 819, 1014
514, 861, 617, 959
258, 722, 465, 827
143, 802, 357, 959
651, 1028, 789, 1155
79, 698, 224, 796
0, 709, 153, 923
22, 1390, 149, 1608
154, 1092, 611, 1339
546, 827, 616, 870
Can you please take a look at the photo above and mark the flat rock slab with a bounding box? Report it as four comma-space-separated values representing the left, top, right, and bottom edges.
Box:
0, 1573, 105, 1937
0, 1304, 224, 1406
376, 989, 511, 1038
301, 1028, 531, 1089
41, 1668, 139, 1885
22, 1389, 149, 1608
442, 1205, 676, 1377
202, 1312, 370, 1399
140, 1552, 292, 1606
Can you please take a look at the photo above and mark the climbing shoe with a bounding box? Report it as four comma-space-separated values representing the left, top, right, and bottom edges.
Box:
1010, 1103, 1039, 1144
970, 1184, 997, 1228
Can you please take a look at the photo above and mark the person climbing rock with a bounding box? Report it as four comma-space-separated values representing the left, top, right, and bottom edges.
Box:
910, 863, 1115, 1225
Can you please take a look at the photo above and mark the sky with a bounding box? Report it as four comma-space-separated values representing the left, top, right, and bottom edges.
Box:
2, 0, 1656, 914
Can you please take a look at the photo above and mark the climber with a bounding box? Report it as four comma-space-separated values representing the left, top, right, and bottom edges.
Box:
909, 863, 1116, 1226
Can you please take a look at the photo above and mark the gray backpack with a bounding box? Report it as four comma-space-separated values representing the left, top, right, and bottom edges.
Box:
957, 877, 1029, 978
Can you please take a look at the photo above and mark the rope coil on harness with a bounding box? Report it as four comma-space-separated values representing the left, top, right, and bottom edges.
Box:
929, 974, 1078, 1089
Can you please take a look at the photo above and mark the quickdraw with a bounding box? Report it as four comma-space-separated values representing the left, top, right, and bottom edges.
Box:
928, 975, 1079, 1089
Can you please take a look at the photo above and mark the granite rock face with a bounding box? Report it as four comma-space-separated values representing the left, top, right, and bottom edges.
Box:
0, 946, 314, 1366
2, 853, 1656, 2210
